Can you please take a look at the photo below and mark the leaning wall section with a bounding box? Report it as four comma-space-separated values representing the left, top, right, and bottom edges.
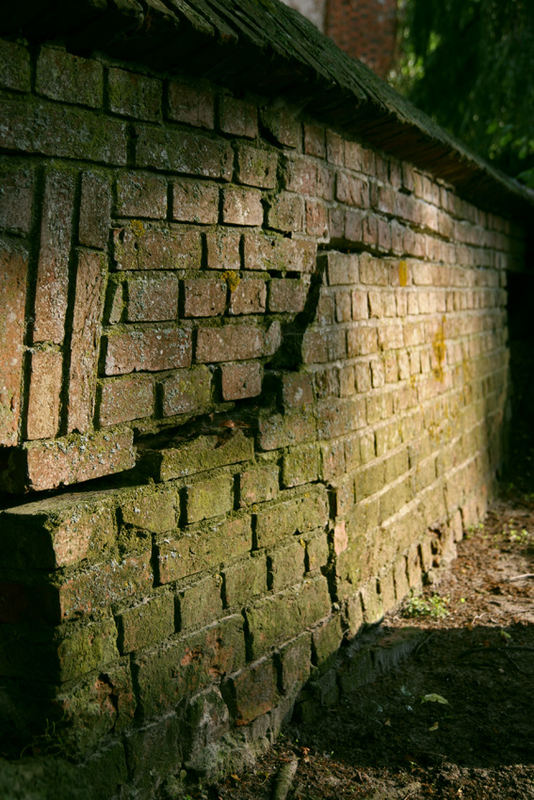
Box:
0, 37, 525, 792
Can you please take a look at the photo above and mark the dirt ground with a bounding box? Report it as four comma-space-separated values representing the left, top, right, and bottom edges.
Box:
207, 487, 534, 800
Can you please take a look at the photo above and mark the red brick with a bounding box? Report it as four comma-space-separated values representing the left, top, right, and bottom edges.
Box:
196, 325, 264, 362
0, 160, 34, 234
183, 278, 227, 317
222, 186, 263, 226
238, 466, 279, 507
78, 171, 111, 249
167, 80, 215, 128
67, 250, 106, 433
306, 199, 328, 236
205, 229, 241, 269
226, 658, 278, 725
269, 279, 308, 313
336, 171, 369, 207
177, 573, 223, 631
114, 224, 202, 271
345, 208, 363, 242
26, 350, 63, 440
24, 428, 136, 492
221, 362, 262, 400
136, 125, 233, 180
160, 365, 212, 417
0, 240, 28, 445
126, 274, 179, 321
98, 375, 154, 426
260, 105, 300, 148
326, 130, 345, 166
229, 279, 266, 315
243, 233, 316, 272
104, 327, 192, 375
117, 592, 175, 654
33, 169, 76, 344
0, 39, 31, 91
219, 95, 258, 138
36, 46, 103, 108
172, 179, 219, 223
108, 67, 161, 120
236, 144, 277, 188
186, 474, 234, 522
304, 124, 326, 157
281, 373, 313, 409
266, 192, 304, 232
116, 172, 167, 219
284, 156, 318, 195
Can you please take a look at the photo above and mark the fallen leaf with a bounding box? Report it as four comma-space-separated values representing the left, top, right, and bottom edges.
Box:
428, 722, 439, 731
421, 693, 449, 705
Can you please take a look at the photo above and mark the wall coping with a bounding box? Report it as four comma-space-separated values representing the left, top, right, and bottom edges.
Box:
2, 0, 534, 219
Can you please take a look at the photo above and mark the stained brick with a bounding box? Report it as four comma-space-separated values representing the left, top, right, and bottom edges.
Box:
98, 376, 154, 426
205, 229, 241, 270
236, 144, 277, 188
257, 410, 316, 451
33, 169, 76, 345
105, 327, 192, 375
26, 350, 63, 440
117, 592, 175, 654
0, 160, 34, 234
0, 39, 31, 91
126, 273, 179, 321
225, 657, 278, 725
167, 80, 215, 128
229, 279, 266, 315
223, 555, 267, 607
78, 171, 111, 249
0, 239, 28, 445
186, 474, 234, 522
67, 250, 106, 433
243, 233, 316, 272
219, 95, 258, 138
260, 105, 300, 148
222, 186, 263, 226
304, 124, 326, 157
159, 365, 212, 417
239, 465, 279, 506
282, 443, 320, 487
183, 278, 227, 317
269, 278, 308, 313
136, 125, 233, 179
221, 361, 262, 400
114, 224, 202, 271
177, 573, 223, 630
196, 324, 264, 362
36, 46, 103, 108
281, 373, 314, 409
254, 488, 328, 548
172, 179, 219, 223
266, 192, 304, 232
108, 67, 161, 120
268, 538, 306, 591
116, 172, 167, 219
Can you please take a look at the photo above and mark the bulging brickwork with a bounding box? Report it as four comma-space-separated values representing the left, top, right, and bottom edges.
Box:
0, 4, 530, 795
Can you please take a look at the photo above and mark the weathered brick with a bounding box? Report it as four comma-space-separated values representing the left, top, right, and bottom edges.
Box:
0, 39, 30, 91
223, 555, 267, 608
0, 97, 128, 164
0, 160, 34, 233
67, 249, 106, 433
282, 443, 320, 487
246, 577, 331, 658
222, 186, 263, 226
304, 124, 326, 157
167, 79, 215, 128
268, 538, 306, 591
225, 657, 278, 725
145, 430, 254, 481
186, 474, 234, 523
254, 489, 329, 549
134, 616, 245, 717
116, 172, 167, 219
243, 232, 316, 272
267, 192, 304, 232
205, 229, 241, 269
114, 223, 202, 271
78, 171, 111, 249
269, 278, 308, 313
159, 365, 212, 417
326, 129, 345, 166
278, 633, 312, 692
104, 327, 192, 375
312, 616, 343, 667
257, 410, 316, 451
172, 178, 219, 223
324, 251, 359, 285
117, 592, 175, 654
219, 95, 258, 138
126, 273, 179, 321
229, 278, 266, 315
108, 67, 161, 120
23, 428, 136, 492
119, 483, 177, 533
239, 465, 279, 506
281, 373, 314, 409
0, 239, 28, 445
98, 375, 154, 426
33, 169, 76, 344
177, 573, 223, 630
236, 144, 277, 188
221, 361, 263, 400
158, 516, 251, 583
196, 324, 264, 362
183, 278, 227, 317
260, 105, 300, 148
36, 46, 103, 108
336, 171, 368, 207
26, 349, 63, 440
306, 198, 328, 236
136, 125, 233, 179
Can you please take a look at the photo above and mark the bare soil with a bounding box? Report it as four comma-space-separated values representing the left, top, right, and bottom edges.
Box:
209, 490, 534, 800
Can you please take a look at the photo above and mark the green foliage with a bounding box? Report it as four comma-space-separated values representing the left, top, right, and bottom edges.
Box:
391, 0, 534, 185
403, 591, 450, 619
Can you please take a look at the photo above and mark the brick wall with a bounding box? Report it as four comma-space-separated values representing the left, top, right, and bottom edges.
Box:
326, 0, 399, 77
0, 36, 526, 796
